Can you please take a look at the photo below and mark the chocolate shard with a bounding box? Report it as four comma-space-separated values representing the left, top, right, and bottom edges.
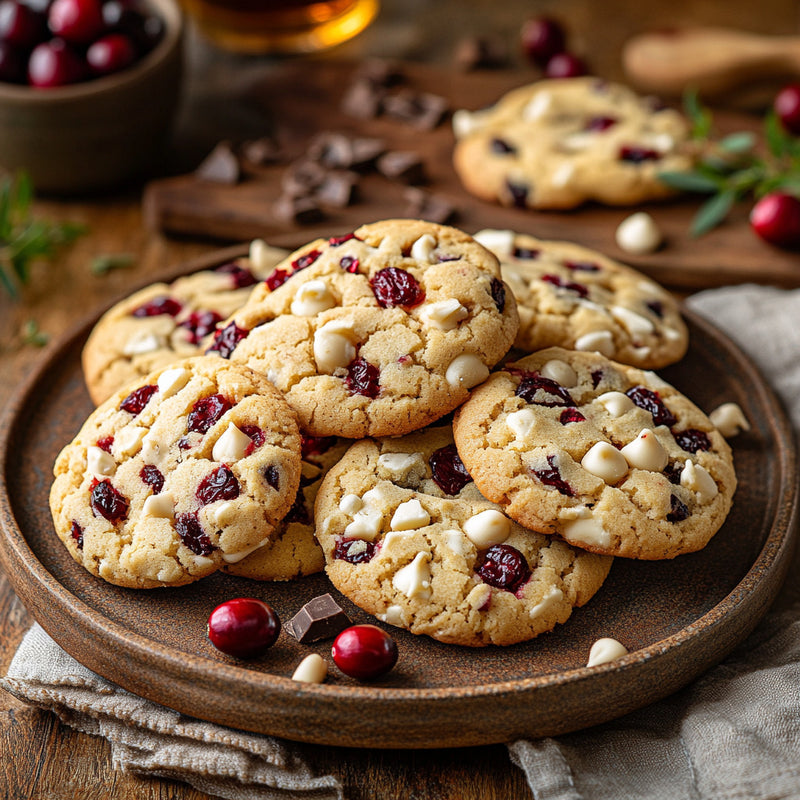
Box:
286, 593, 352, 643
341, 77, 386, 120
453, 35, 510, 71
195, 141, 240, 185
314, 170, 359, 208
383, 89, 449, 131
404, 187, 458, 225
273, 194, 325, 225
376, 150, 427, 184
281, 158, 328, 197
240, 136, 284, 166
354, 58, 405, 87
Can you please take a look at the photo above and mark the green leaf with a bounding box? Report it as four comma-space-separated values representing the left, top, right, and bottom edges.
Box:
658, 170, 719, 193
91, 253, 135, 275
683, 88, 713, 139
764, 110, 790, 159
690, 190, 736, 237
21, 319, 49, 348
718, 131, 757, 154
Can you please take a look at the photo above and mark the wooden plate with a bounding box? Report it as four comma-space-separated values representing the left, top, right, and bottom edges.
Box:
0, 249, 797, 749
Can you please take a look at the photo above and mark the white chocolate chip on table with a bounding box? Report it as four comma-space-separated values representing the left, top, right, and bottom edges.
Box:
587, 637, 629, 667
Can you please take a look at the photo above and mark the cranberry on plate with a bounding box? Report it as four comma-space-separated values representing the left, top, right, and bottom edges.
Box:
750, 192, 800, 249
207, 598, 281, 659
332, 625, 398, 680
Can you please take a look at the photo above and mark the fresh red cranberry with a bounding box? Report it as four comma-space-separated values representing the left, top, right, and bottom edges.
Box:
774, 84, 800, 136
513, 246, 540, 259
520, 15, 566, 67
370, 267, 425, 308
263, 464, 280, 491
750, 192, 800, 249
70, 519, 84, 549
301, 434, 337, 459
119, 384, 157, 415
505, 180, 528, 207
531, 455, 574, 496
429, 443, 471, 495
86, 32, 134, 74
646, 300, 664, 318
340, 255, 359, 273
284, 491, 311, 524
131, 296, 182, 318
585, 116, 617, 132
673, 429, 711, 453
180, 310, 223, 345
332, 625, 398, 680
102, 0, 163, 54
175, 511, 214, 555
0, 41, 25, 82
490, 137, 516, 155
559, 408, 585, 424
291, 248, 322, 272
489, 277, 506, 312
541, 274, 589, 298
216, 261, 256, 288
207, 597, 280, 659
619, 145, 661, 164
329, 232, 358, 246
565, 259, 600, 272
264, 267, 290, 290
333, 537, 378, 564
140, 464, 164, 494
345, 357, 380, 398
515, 371, 574, 407
477, 544, 531, 592
206, 322, 249, 358
90, 479, 129, 523
545, 52, 587, 78
48, 0, 103, 44
27, 38, 84, 86
667, 494, 690, 522
96, 435, 114, 453
626, 386, 677, 427
239, 424, 265, 456
187, 393, 232, 434
0, 0, 45, 48
196, 465, 240, 505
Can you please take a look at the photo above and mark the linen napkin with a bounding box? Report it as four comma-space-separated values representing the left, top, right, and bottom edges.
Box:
509, 283, 800, 800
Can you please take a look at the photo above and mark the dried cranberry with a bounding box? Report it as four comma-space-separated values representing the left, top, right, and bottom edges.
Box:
489, 277, 506, 312
513, 246, 540, 259
663, 463, 683, 485
332, 625, 398, 680
506, 180, 528, 208
531, 455, 574, 496
564, 259, 600, 272
559, 408, 585, 424
646, 300, 664, 318
515, 372, 574, 407
119, 384, 157, 416
667, 495, 690, 522
340, 255, 360, 273
180, 310, 223, 345
96, 435, 114, 453
140, 465, 164, 494
285, 491, 311, 525
620, 145, 661, 164
291, 249, 322, 271
301, 434, 337, 459
187, 393, 231, 434
345, 357, 380, 398
370, 267, 425, 308
216, 261, 257, 288
90, 479, 129, 523
329, 232, 359, 246
207, 598, 280, 658
490, 137, 516, 155
626, 386, 677, 427
178, 435, 192, 450
131, 296, 182, 318
477, 544, 531, 593
674, 429, 711, 454
263, 465, 280, 491
175, 512, 214, 556
585, 116, 617, 132
541, 274, 589, 298
590, 370, 603, 389
239, 425, 265, 455
206, 322, 249, 359
429, 444, 472, 495
196, 465, 240, 505
265, 268, 290, 290
70, 520, 84, 549
333, 537, 378, 564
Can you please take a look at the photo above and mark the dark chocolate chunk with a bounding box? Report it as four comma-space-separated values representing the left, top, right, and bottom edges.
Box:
240, 136, 284, 166
454, 35, 510, 71
195, 141, 240, 185
383, 89, 449, 130
376, 150, 427, 184
314, 170, 359, 208
403, 187, 458, 224
285, 593, 352, 643
281, 158, 328, 197
273, 194, 325, 225
354, 58, 405, 87
341, 77, 386, 120
307, 133, 385, 170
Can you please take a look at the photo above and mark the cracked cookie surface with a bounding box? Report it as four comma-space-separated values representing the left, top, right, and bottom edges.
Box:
452, 77, 694, 210
50, 356, 302, 588
453, 348, 736, 560
473, 229, 688, 369
207, 219, 519, 439
314, 426, 612, 646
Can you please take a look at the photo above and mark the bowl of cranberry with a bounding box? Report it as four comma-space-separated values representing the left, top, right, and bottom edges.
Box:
0, 0, 182, 194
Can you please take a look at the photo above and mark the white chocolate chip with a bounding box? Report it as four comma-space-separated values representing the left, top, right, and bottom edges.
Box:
410, 234, 437, 263
313, 319, 357, 374
709, 402, 750, 438
292, 653, 327, 684
540, 359, 578, 388
221, 539, 268, 564
561, 131, 594, 152
581, 442, 628, 484
123, 330, 165, 356
522, 91, 552, 120
377, 452, 426, 483
213, 501, 238, 528
680, 460, 718, 504
114, 426, 146, 457
610, 305, 655, 336
551, 162, 575, 188
620, 429, 668, 471
452, 108, 489, 138
87, 446, 116, 478
444, 529, 469, 555
140, 433, 164, 465
379, 604, 406, 626
587, 637, 629, 667
615, 211, 663, 255
596, 391, 635, 417
462, 509, 510, 548
157, 366, 190, 398
529, 586, 563, 619
339, 493, 364, 514
392, 552, 432, 599
190, 555, 215, 570
663, 327, 683, 342
421, 299, 469, 330
506, 408, 538, 442
142, 492, 174, 519
472, 229, 515, 258
574, 330, 615, 357
343, 508, 383, 540
212, 423, 253, 463
380, 531, 410, 556
390, 498, 430, 531
561, 511, 611, 548
290, 279, 336, 316
466, 583, 492, 609
445, 354, 489, 389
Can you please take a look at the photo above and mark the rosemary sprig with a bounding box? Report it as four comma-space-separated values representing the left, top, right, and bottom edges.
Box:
91, 253, 135, 275
20, 319, 49, 348
658, 90, 800, 236
0, 172, 85, 298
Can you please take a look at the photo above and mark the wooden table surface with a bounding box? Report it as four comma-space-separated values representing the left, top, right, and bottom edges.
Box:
2, 0, 798, 797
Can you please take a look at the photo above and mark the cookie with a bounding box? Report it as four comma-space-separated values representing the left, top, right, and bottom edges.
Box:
50, 356, 302, 589
453, 348, 736, 560
206, 219, 519, 439
82, 241, 289, 406
314, 426, 612, 647
473, 228, 688, 369
223, 435, 350, 581
452, 77, 694, 210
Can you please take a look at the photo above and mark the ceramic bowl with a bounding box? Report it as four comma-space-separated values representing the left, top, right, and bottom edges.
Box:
0, 0, 183, 195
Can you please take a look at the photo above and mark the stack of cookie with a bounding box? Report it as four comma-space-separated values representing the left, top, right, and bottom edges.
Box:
51, 215, 736, 648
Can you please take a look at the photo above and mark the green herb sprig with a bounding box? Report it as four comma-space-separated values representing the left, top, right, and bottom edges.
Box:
0, 172, 85, 298
658, 90, 800, 236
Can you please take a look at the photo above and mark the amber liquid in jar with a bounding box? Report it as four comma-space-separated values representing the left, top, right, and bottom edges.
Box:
181, 0, 379, 53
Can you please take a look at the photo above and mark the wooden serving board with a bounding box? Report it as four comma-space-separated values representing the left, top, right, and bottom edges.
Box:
144, 61, 800, 290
